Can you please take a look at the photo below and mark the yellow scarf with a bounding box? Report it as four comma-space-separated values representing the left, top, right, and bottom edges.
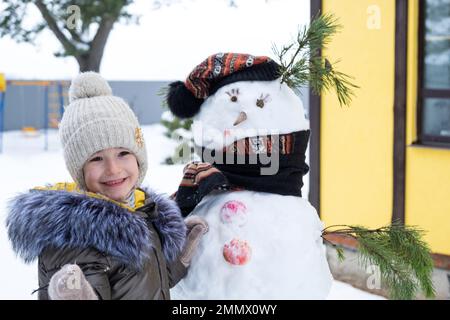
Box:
33, 182, 146, 212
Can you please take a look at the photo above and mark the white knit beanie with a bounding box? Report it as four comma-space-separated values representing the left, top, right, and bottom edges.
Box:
59, 72, 148, 191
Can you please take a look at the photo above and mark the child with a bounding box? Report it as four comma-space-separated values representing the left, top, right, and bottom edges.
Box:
6, 72, 207, 300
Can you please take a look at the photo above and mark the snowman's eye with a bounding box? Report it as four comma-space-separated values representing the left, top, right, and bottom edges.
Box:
256, 93, 270, 108
225, 88, 240, 102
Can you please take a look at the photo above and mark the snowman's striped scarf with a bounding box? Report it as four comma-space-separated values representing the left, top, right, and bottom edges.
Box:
173, 130, 310, 216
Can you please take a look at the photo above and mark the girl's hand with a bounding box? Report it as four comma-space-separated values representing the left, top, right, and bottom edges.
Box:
48, 264, 99, 300
180, 215, 208, 267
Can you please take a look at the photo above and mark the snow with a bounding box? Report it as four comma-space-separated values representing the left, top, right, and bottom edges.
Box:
173, 127, 193, 140
327, 281, 385, 300
171, 191, 333, 299
0, 124, 385, 299
161, 110, 176, 123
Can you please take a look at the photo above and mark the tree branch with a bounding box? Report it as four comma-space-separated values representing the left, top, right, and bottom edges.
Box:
64, 24, 88, 45
34, 0, 78, 55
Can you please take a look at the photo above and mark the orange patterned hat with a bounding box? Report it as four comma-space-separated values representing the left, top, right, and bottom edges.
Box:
166, 53, 280, 118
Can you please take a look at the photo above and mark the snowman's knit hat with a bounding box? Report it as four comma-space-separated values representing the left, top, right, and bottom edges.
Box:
166, 53, 281, 119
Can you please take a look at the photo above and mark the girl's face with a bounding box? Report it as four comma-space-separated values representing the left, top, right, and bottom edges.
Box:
83, 148, 139, 202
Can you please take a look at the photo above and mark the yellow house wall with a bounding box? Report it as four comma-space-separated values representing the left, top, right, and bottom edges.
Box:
320, 0, 395, 228
405, 0, 450, 255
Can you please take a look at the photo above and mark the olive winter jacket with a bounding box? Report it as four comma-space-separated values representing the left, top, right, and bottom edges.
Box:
6, 186, 187, 300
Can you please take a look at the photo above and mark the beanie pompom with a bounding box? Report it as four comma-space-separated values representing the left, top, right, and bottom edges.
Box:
167, 81, 203, 119
69, 71, 113, 103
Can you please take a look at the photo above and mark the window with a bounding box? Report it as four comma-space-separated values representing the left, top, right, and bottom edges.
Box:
418, 0, 450, 146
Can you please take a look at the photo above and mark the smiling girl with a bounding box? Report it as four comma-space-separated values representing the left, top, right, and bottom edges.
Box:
6, 72, 207, 300
83, 147, 140, 204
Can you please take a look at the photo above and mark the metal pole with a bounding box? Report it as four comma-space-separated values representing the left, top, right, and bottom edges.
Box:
0, 92, 5, 153
58, 82, 64, 122
44, 86, 49, 151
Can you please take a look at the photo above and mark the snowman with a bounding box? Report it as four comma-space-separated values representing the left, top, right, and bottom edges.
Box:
167, 53, 333, 299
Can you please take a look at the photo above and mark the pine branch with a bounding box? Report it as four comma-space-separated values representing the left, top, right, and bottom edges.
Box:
322, 237, 345, 262
272, 13, 359, 106
157, 85, 194, 164
157, 85, 169, 108
323, 223, 436, 299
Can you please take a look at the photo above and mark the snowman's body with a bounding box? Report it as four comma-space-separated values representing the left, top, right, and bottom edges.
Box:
170, 77, 333, 299
172, 190, 333, 299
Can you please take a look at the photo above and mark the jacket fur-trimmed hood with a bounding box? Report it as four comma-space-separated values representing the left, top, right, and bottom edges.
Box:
6, 188, 186, 270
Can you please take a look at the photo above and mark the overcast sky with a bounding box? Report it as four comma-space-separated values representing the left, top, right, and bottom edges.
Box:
0, 0, 310, 81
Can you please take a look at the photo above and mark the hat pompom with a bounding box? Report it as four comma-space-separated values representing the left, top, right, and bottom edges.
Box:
69, 71, 113, 103
167, 81, 203, 119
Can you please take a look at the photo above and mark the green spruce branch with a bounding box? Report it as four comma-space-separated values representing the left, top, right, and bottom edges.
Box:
157, 85, 193, 164
322, 221, 436, 300
272, 13, 359, 106
157, 86, 169, 108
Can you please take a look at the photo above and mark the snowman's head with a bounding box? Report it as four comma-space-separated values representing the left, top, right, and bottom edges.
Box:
166, 53, 309, 150
192, 79, 309, 150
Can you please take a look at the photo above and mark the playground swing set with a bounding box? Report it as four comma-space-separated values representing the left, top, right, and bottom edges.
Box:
0, 73, 69, 153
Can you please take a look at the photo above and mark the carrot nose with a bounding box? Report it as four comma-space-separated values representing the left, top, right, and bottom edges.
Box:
233, 111, 247, 126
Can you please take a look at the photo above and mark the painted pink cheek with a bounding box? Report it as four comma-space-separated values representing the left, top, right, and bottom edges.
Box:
220, 200, 247, 226
223, 238, 252, 265
224, 129, 231, 137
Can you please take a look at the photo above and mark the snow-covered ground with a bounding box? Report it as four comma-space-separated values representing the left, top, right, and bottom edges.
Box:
0, 125, 385, 300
